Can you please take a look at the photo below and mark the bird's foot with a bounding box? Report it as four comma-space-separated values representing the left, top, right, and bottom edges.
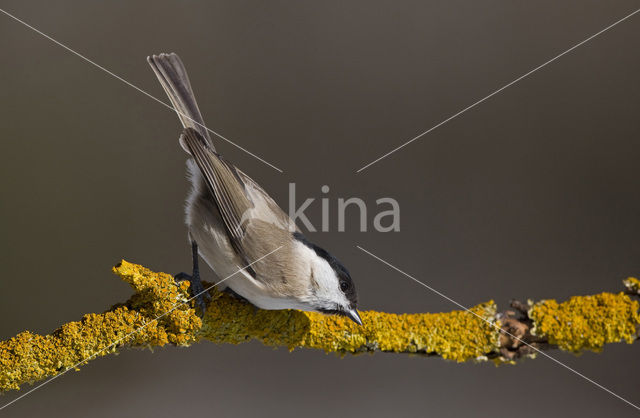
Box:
174, 271, 211, 315
174, 272, 191, 283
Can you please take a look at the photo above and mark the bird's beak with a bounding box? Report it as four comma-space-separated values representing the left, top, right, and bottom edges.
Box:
345, 308, 363, 326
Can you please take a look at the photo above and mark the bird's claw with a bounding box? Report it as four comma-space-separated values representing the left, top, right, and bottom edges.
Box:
174, 272, 211, 315
174, 272, 191, 283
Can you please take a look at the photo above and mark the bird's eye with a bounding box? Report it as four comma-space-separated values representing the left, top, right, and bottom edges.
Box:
339, 281, 349, 292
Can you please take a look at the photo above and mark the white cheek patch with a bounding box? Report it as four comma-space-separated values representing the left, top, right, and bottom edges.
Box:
296, 242, 349, 308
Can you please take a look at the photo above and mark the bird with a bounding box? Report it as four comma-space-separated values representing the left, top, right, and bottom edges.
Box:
147, 53, 362, 325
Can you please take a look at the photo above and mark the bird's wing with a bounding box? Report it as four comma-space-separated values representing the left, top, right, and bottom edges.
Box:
236, 168, 300, 235
181, 128, 251, 253
148, 53, 213, 150
181, 129, 297, 273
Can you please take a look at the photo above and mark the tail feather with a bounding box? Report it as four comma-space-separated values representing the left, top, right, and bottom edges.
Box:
147, 53, 214, 150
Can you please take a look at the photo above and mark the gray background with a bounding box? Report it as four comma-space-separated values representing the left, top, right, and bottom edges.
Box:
1, 1, 639, 417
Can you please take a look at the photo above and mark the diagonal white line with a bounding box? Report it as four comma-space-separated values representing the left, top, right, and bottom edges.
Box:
0, 245, 283, 411
0, 7, 283, 173
356, 8, 640, 173
356, 245, 640, 412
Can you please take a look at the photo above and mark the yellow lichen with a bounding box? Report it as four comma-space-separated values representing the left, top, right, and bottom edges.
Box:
530, 292, 640, 352
112, 261, 201, 345
0, 261, 201, 392
197, 293, 500, 362
2, 261, 638, 393
623, 277, 640, 295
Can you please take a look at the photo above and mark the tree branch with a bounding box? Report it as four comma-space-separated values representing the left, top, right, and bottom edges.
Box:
1, 261, 638, 392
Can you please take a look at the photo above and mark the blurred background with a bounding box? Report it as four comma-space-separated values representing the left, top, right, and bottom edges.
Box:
1, 1, 639, 416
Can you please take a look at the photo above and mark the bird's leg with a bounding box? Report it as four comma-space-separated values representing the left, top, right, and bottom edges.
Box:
175, 241, 211, 314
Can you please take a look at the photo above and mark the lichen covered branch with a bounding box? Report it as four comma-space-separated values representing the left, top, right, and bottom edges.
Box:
1, 261, 638, 392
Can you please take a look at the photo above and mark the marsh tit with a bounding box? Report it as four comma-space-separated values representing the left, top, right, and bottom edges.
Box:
147, 53, 362, 325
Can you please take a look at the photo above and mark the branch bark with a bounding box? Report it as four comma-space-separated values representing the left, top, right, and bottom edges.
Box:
1, 261, 638, 392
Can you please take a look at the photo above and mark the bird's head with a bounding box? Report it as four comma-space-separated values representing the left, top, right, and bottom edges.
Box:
293, 233, 362, 325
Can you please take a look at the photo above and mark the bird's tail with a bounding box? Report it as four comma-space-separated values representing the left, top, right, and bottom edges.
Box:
147, 53, 214, 151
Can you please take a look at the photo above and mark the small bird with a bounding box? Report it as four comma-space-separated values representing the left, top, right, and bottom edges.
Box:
147, 53, 361, 325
